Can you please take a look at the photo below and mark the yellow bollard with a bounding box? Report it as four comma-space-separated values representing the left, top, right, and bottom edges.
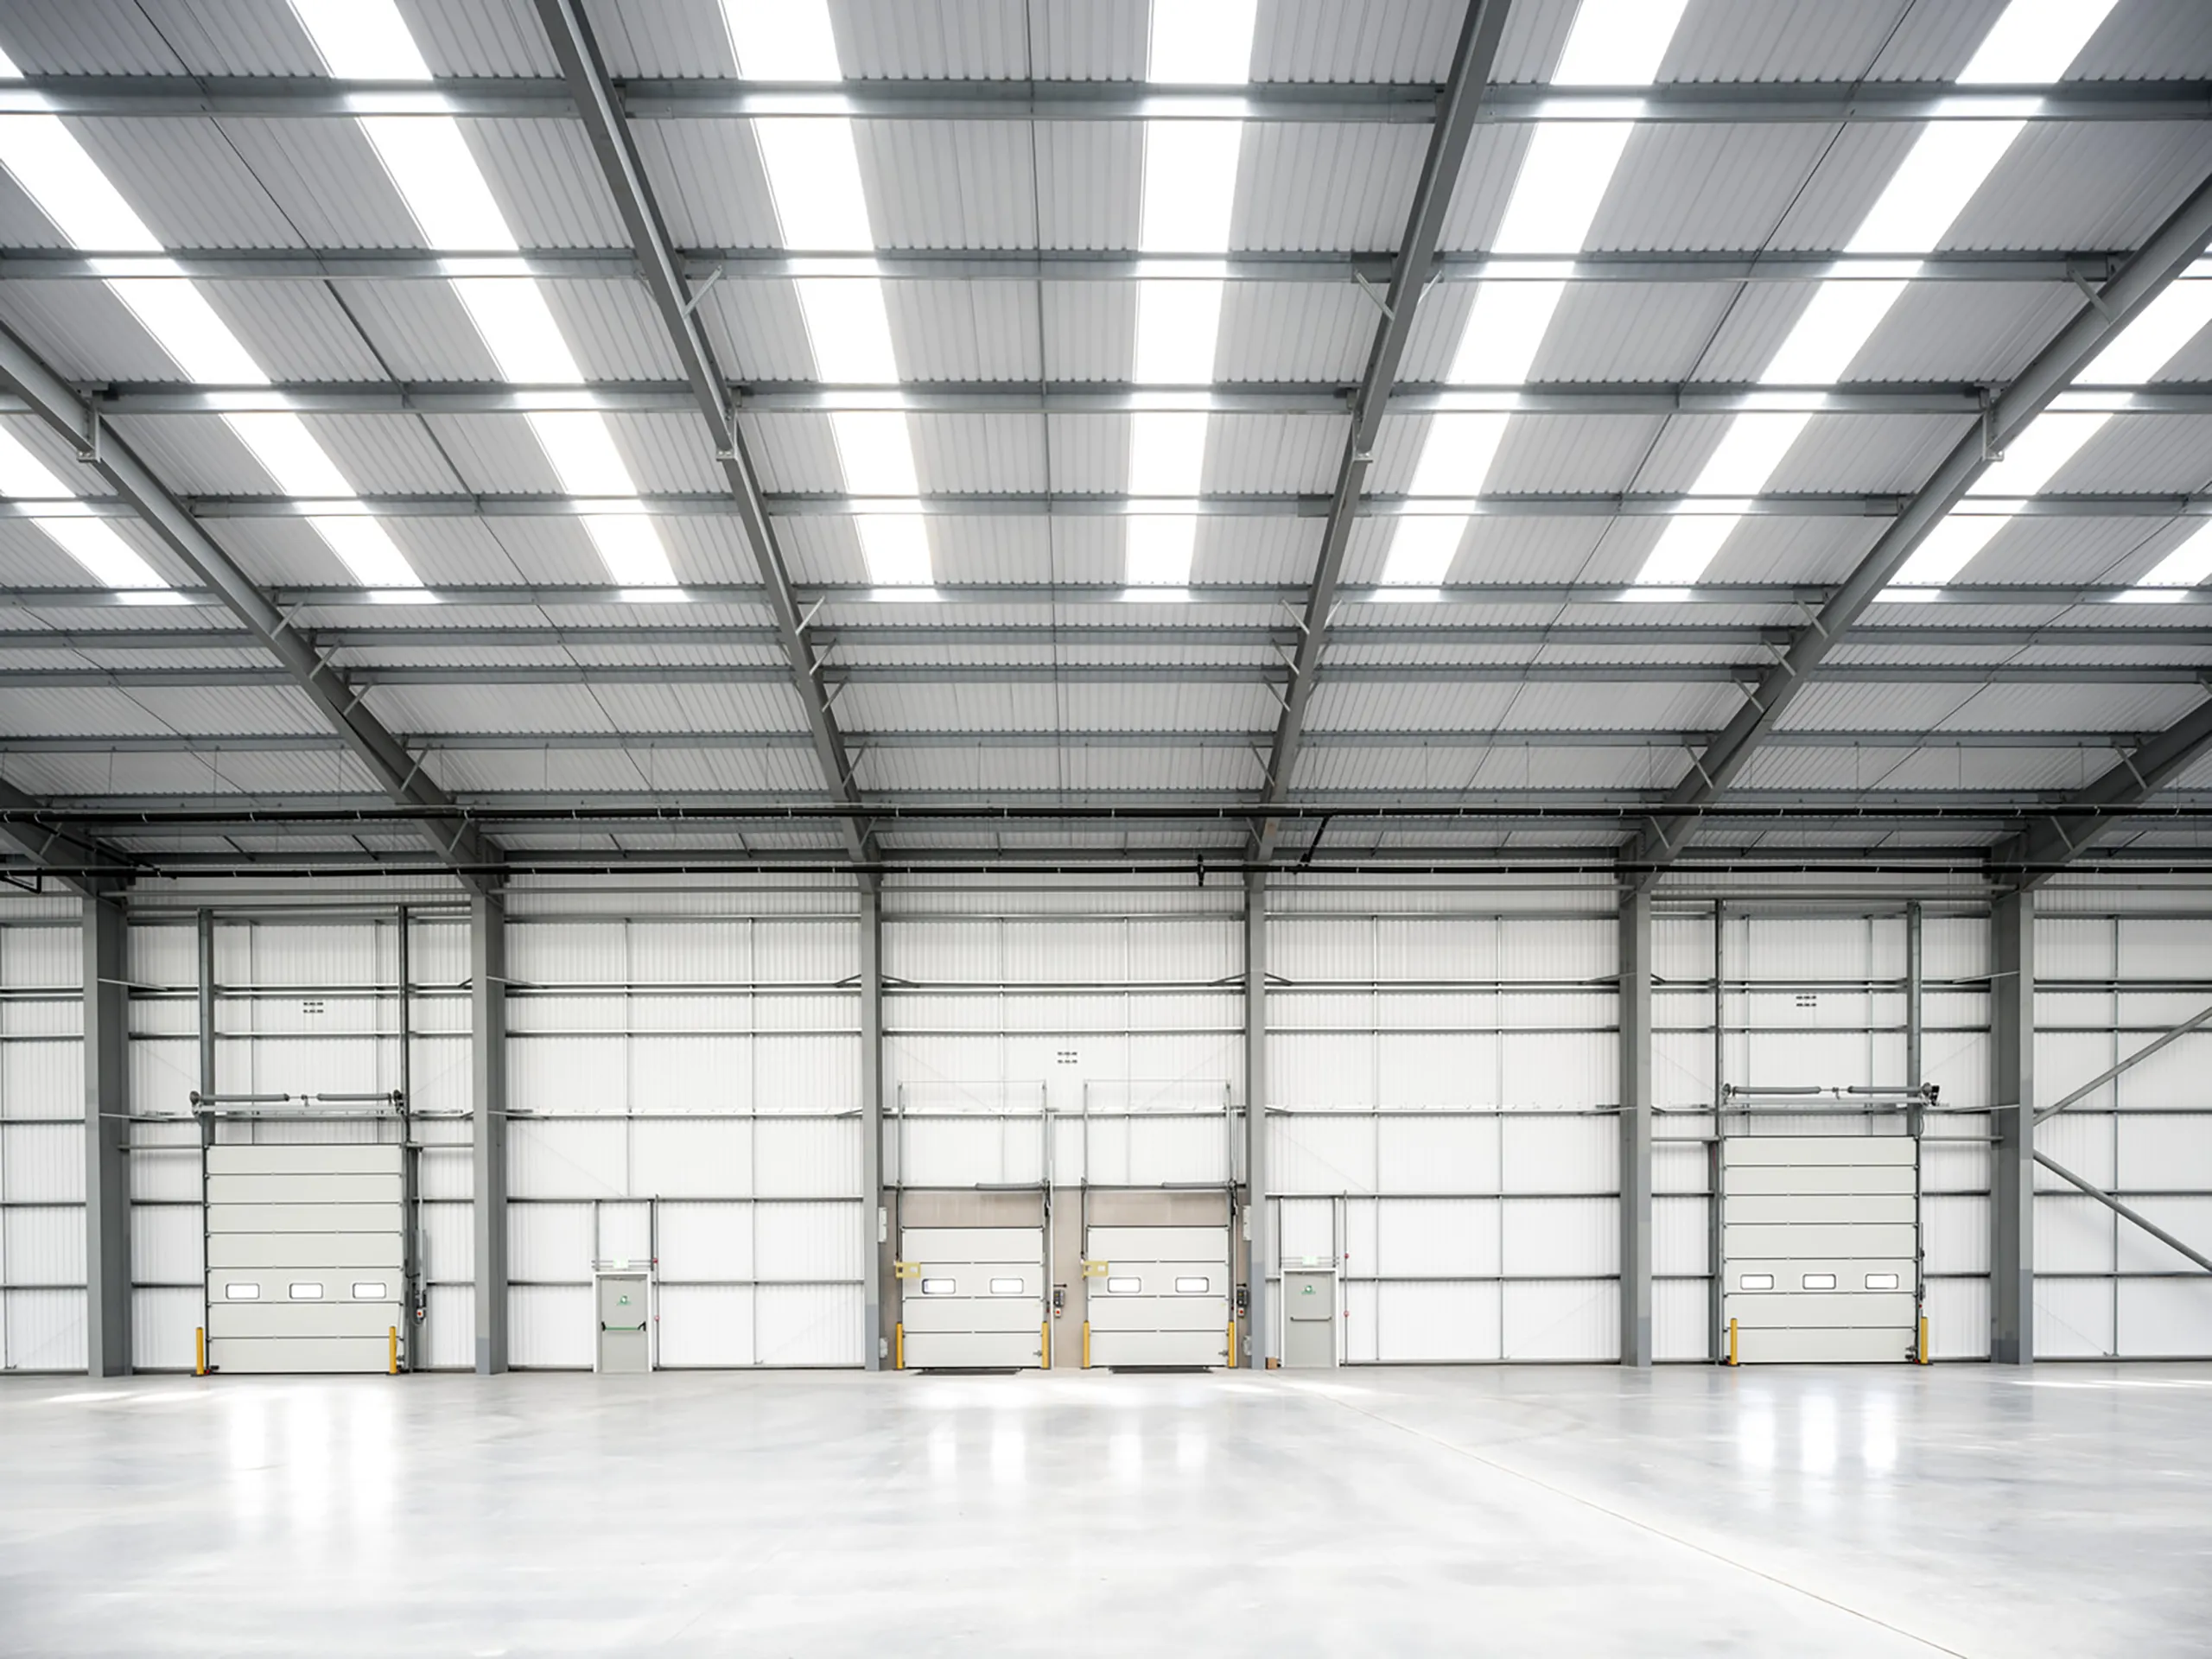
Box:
1041, 1319, 1050, 1370
1226, 1323, 1236, 1369
1727, 1317, 1738, 1366
1919, 1313, 1930, 1364
1082, 1320, 1090, 1370
894, 1322, 904, 1370
388, 1325, 398, 1375
194, 1325, 206, 1377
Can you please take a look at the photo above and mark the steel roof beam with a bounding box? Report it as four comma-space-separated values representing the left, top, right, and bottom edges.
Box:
10, 76, 2204, 124
0, 319, 497, 893
57, 379, 2212, 419
1256, 0, 1513, 857
1630, 169, 2212, 885
0, 728, 2185, 754
0, 777, 128, 897
1992, 695, 2212, 885
532, 0, 872, 869
0, 247, 2137, 286
132, 490, 2212, 522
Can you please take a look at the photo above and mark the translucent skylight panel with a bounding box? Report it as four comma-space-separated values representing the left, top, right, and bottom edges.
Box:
1382, 517, 1465, 588
580, 512, 678, 588
753, 119, 876, 251
309, 515, 426, 589
1134, 280, 1227, 385
101, 279, 270, 385
831, 411, 921, 497
38, 515, 166, 590
1149, 0, 1259, 83
226, 412, 357, 497
289, 0, 433, 79
1139, 124, 1244, 255
0, 116, 162, 251
2133, 524, 2212, 593
1124, 517, 1198, 588
1407, 415, 1510, 497
722, 0, 842, 81
1448, 281, 1568, 385
356, 118, 518, 252
1549, 0, 1688, 84
795, 278, 902, 384
1492, 123, 1637, 256
855, 514, 934, 588
449, 278, 586, 384
1128, 411, 1209, 499
1955, 0, 2118, 82
529, 411, 643, 498
2076, 276, 2212, 385
1758, 281, 1910, 385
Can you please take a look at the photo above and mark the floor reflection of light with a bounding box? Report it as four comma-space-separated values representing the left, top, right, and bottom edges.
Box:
346, 1388, 398, 1537
1111, 1428, 1142, 1485
1800, 1393, 1838, 1478
1176, 1426, 1205, 1473
1862, 1393, 1898, 1478
284, 1389, 335, 1535
928, 1422, 957, 1484
1736, 1395, 1775, 1474
227, 1393, 271, 1536
990, 1421, 1024, 1487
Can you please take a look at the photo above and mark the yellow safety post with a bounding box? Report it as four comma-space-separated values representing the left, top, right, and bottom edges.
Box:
1727, 1317, 1738, 1366
1226, 1323, 1236, 1369
1082, 1321, 1090, 1369
1919, 1313, 1930, 1364
388, 1326, 398, 1375
194, 1326, 206, 1377
894, 1322, 904, 1370
1041, 1320, 1050, 1370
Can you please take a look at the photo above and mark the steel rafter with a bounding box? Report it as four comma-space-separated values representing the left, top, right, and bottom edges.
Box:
532, 0, 871, 867
0, 319, 498, 893
1255, 0, 1514, 857
1630, 169, 2212, 886
0, 776, 125, 897
1992, 696, 2212, 883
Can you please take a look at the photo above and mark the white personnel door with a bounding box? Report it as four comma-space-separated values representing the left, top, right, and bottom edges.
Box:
899, 1226, 1046, 1369
1084, 1224, 1230, 1368
205, 1144, 405, 1374
1722, 1136, 1917, 1363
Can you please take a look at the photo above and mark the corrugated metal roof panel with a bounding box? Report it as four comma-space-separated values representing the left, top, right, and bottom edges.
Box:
331, 280, 503, 381
1235, 123, 1427, 252
291, 413, 469, 493
0, 283, 182, 382
106, 413, 270, 493
1039, 283, 1136, 382
1033, 121, 1144, 250
70, 116, 305, 248
629, 120, 783, 248
702, 282, 821, 382
831, 0, 1033, 79
200, 283, 390, 381
1205, 412, 1349, 493
117, 0, 325, 76
603, 411, 728, 493
419, 412, 563, 493
395, 0, 558, 76
0, 684, 175, 737
1698, 515, 1889, 587
1764, 413, 1968, 494
1764, 124, 1929, 253
217, 118, 425, 249
855, 121, 1037, 247
1935, 682, 2208, 734
1026, 0, 1148, 80
454, 118, 626, 248
1866, 747, 2122, 794
0, 1, 187, 73
1863, 0, 2006, 81
857, 743, 1252, 796
2068, 0, 2212, 80
2048, 414, 2212, 494
1772, 681, 1988, 733
1217, 282, 1376, 382
5, 747, 380, 801
1482, 413, 1673, 495
0, 162, 66, 249
1255, 0, 1467, 85
1588, 124, 1835, 252
514, 277, 685, 382
1304, 679, 1519, 732
884, 280, 1042, 380
575, 680, 812, 734
1525, 283, 1741, 383
1039, 414, 1126, 493
1843, 283, 2085, 385
1194, 516, 1324, 585
1899, 514, 2164, 590
581, 0, 738, 78
1436, 126, 1541, 253
772, 515, 870, 585
1944, 122, 2212, 252
1657, 0, 1911, 84
362, 681, 618, 734
739, 411, 845, 493
1687, 282, 1823, 382
1489, 679, 1745, 732
908, 412, 1050, 492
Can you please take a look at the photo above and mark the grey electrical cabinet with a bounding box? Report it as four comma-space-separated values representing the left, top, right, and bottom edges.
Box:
1281, 1267, 1338, 1368
594, 1271, 651, 1374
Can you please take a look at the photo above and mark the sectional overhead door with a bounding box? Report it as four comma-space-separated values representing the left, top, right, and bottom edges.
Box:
1722, 1136, 1917, 1363
899, 1227, 1046, 1369
1084, 1225, 1231, 1368
206, 1145, 407, 1375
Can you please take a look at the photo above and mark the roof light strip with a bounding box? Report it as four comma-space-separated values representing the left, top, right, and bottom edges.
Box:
721, 2, 931, 588
1627, 0, 2120, 592
0, 52, 429, 593
1380, 0, 1689, 588
291, 0, 677, 590
1126, 1, 1259, 590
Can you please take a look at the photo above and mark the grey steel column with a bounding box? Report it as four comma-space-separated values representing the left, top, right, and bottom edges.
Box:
1243, 870, 1268, 1365
1992, 889, 2035, 1364
471, 889, 508, 1375
83, 891, 129, 1376
860, 883, 885, 1370
1618, 885, 1653, 1367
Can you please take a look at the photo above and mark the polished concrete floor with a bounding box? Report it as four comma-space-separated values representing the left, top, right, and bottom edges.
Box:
3, 1363, 2209, 1656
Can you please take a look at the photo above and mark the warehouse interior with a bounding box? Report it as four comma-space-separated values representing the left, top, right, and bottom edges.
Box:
3, 0, 2212, 1651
